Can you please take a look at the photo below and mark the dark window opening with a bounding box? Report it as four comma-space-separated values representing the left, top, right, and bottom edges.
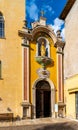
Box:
0, 12, 5, 38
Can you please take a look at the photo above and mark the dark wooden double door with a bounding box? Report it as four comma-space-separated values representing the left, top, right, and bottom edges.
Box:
36, 80, 51, 118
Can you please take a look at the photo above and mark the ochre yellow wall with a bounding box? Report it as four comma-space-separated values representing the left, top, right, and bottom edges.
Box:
29, 35, 57, 102
64, 75, 78, 118
0, 0, 25, 117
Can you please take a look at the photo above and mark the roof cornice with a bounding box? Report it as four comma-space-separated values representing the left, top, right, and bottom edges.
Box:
59, 0, 76, 20
18, 25, 57, 44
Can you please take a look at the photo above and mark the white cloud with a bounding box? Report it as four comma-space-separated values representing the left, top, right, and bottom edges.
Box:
27, 1, 39, 21
26, 1, 65, 40
26, 1, 55, 21
52, 18, 65, 40
42, 5, 54, 15
52, 18, 64, 32
61, 27, 65, 40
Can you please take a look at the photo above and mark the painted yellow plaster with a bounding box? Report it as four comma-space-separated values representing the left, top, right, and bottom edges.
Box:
29, 35, 57, 103
0, 0, 25, 118
64, 75, 78, 118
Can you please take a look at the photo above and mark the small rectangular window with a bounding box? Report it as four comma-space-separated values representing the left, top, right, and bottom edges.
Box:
0, 13, 5, 38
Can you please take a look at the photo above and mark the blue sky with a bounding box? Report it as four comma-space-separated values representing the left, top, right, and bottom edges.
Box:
26, 0, 67, 39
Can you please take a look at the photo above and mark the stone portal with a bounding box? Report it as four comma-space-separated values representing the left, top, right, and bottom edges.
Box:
36, 80, 51, 118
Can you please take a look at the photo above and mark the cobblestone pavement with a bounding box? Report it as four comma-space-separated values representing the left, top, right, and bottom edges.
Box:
0, 118, 78, 130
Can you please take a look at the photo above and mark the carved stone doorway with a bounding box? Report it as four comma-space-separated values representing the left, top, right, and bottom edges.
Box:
36, 80, 51, 118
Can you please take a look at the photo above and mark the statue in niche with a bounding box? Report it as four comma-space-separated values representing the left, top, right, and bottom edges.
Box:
45, 46, 48, 56
41, 41, 46, 56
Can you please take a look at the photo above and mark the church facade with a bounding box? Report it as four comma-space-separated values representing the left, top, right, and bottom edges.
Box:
19, 17, 65, 119
60, 0, 78, 119
0, 0, 65, 119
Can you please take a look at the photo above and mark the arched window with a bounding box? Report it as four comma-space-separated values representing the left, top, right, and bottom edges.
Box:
0, 12, 4, 38
36, 37, 50, 57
